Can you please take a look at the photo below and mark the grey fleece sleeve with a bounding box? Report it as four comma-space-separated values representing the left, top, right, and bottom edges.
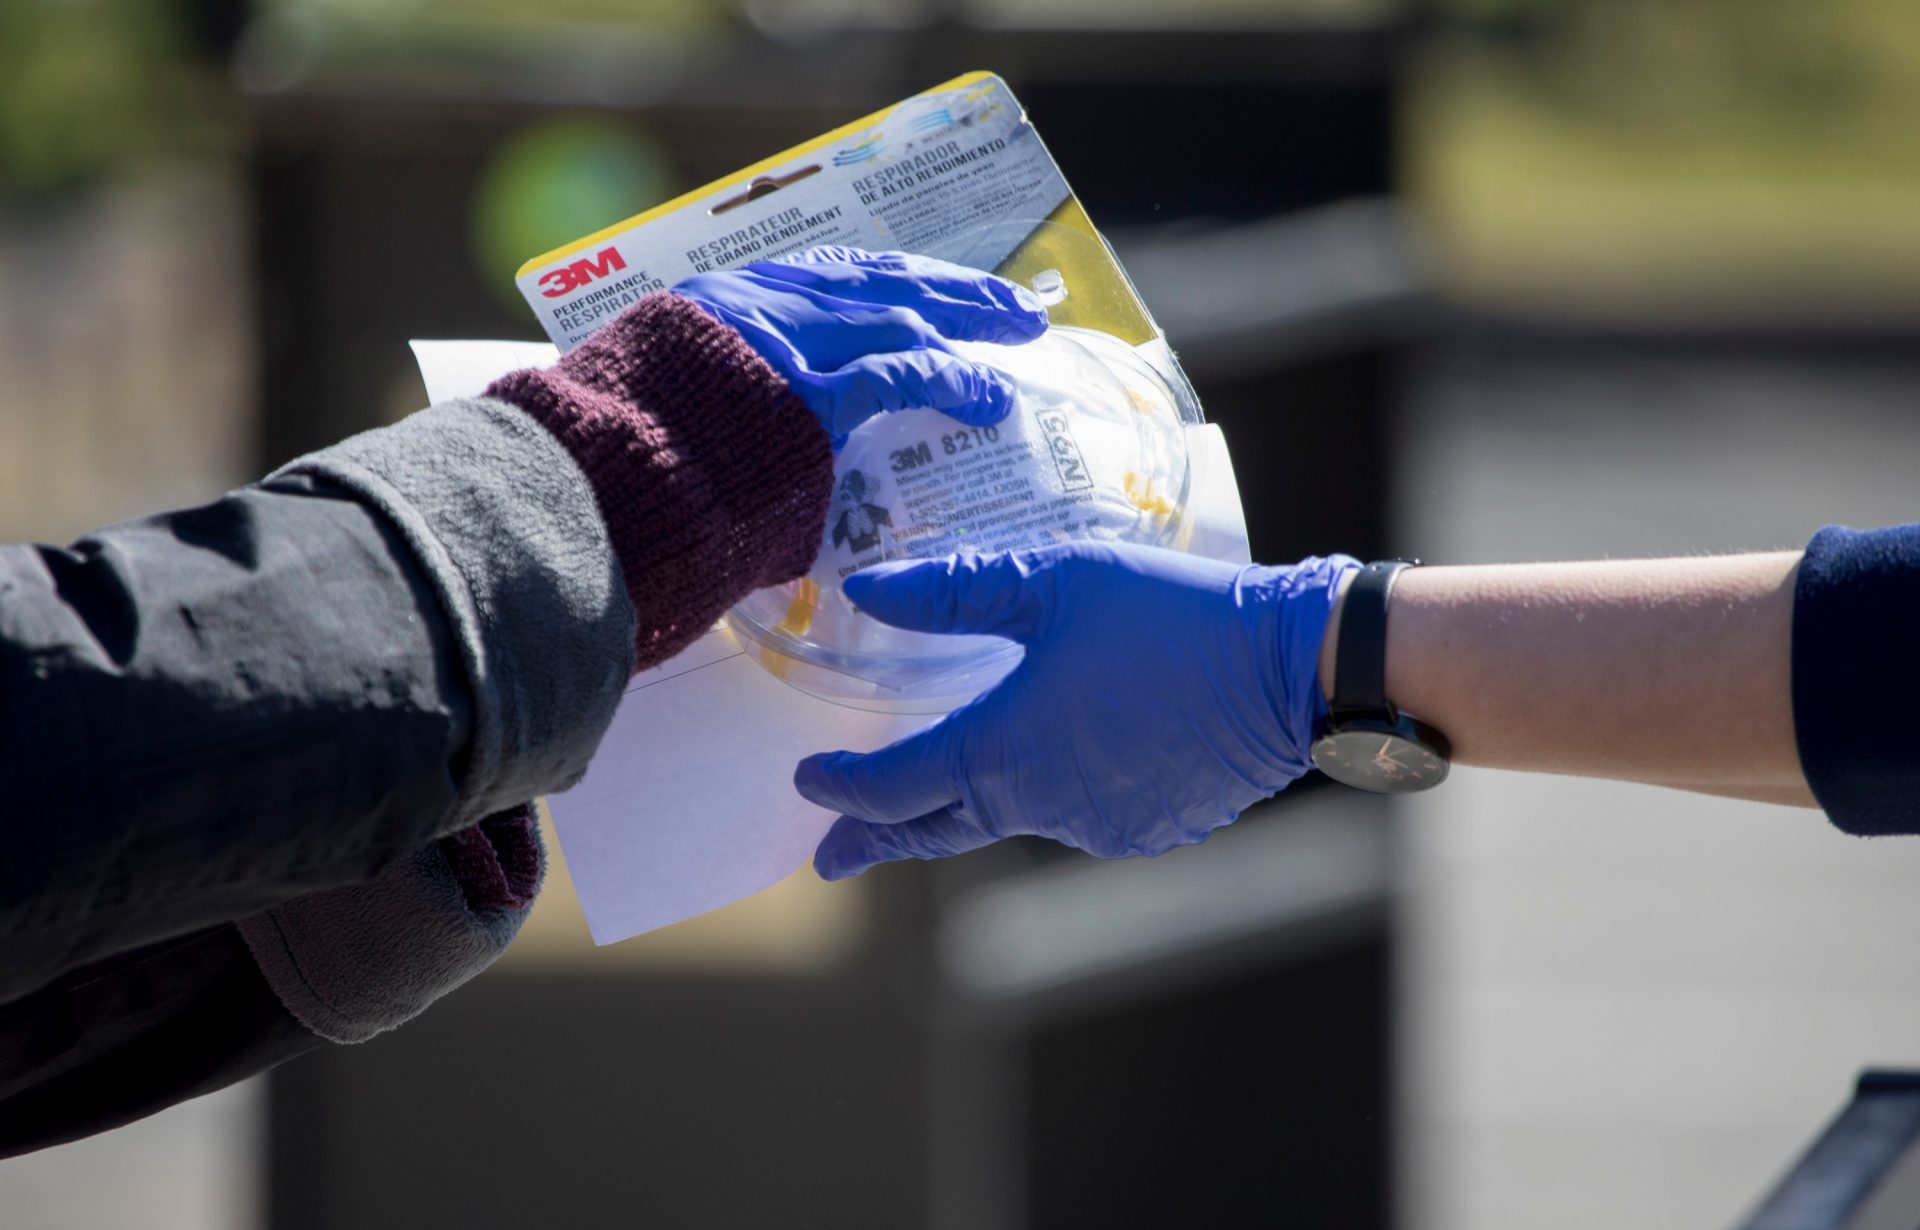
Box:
273, 396, 636, 823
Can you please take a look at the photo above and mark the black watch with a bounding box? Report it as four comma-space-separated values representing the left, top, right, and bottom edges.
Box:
1309, 559, 1451, 793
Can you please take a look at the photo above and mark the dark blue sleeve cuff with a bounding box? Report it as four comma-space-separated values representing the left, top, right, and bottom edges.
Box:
1793, 524, 1920, 836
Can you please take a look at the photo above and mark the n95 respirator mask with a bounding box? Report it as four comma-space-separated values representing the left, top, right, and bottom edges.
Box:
729, 325, 1199, 711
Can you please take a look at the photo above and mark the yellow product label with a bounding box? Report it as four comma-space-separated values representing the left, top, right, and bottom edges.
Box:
991, 198, 1155, 345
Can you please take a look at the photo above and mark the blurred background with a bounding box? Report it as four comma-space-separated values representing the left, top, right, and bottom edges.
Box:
4, 1, 1920, 1226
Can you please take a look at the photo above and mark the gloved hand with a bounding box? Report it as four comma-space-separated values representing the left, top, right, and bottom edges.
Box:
794, 543, 1360, 879
673, 246, 1049, 444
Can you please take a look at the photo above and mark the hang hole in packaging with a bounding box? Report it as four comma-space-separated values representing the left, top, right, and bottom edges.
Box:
709, 165, 823, 215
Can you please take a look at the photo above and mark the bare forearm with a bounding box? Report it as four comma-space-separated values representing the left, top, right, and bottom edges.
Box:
1318, 553, 1815, 804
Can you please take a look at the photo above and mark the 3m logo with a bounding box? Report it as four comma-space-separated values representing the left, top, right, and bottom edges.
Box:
538, 247, 628, 299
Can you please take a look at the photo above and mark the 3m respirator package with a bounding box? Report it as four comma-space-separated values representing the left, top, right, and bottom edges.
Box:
518, 72, 1215, 712
447, 74, 1256, 940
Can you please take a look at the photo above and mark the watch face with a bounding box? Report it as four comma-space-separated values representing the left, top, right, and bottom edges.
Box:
1311, 726, 1449, 794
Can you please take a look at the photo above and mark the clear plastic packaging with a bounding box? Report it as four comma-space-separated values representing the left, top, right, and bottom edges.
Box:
729, 326, 1201, 712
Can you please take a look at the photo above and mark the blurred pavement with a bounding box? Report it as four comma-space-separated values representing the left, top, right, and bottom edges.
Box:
1396, 336, 1920, 1230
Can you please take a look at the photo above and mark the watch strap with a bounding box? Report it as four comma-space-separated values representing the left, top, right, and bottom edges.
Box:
1329, 559, 1415, 725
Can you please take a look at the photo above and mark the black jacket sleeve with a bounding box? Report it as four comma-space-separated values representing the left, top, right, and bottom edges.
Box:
0, 392, 638, 1158
1793, 523, 1920, 836
0, 924, 319, 1160
0, 474, 473, 1006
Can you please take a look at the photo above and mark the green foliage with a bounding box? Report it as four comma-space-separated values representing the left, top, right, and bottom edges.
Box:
1437, 0, 1920, 133
1412, 0, 1920, 308
471, 117, 676, 306
0, 1, 219, 195
257, 0, 722, 38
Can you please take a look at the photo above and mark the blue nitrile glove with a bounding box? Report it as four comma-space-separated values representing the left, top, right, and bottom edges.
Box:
673, 246, 1050, 444
794, 543, 1361, 879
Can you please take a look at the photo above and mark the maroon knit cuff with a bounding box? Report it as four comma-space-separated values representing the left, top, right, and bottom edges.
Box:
486, 293, 833, 671
441, 803, 542, 912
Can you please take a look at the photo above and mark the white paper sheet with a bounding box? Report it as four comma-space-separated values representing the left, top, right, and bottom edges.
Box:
411, 338, 557, 402
412, 339, 1252, 944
